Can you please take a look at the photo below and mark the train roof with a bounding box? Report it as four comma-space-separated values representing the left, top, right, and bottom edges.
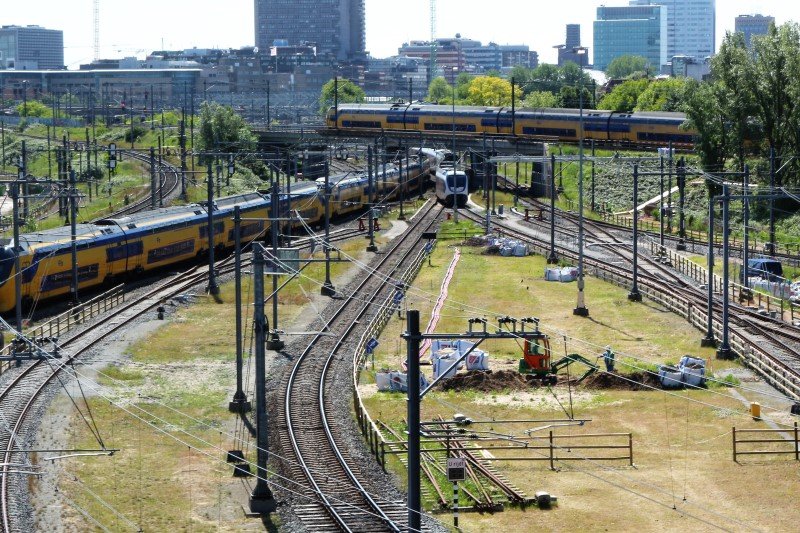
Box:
334, 102, 687, 121
10, 223, 105, 252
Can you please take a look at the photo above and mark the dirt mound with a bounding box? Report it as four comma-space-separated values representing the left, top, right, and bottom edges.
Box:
438, 370, 663, 393
582, 371, 661, 390
441, 370, 542, 392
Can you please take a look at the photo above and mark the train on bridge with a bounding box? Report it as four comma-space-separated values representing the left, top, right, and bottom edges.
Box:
327, 103, 696, 148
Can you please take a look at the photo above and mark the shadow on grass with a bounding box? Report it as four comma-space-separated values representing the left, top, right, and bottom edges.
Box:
585, 316, 643, 341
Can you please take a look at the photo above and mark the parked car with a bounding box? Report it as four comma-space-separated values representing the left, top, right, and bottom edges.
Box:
742, 258, 783, 282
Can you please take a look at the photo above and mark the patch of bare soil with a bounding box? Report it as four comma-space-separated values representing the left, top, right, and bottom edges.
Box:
582, 371, 662, 390
441, 370, 543, 392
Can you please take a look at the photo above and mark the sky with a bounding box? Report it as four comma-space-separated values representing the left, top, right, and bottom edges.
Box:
2, 0, 799, 69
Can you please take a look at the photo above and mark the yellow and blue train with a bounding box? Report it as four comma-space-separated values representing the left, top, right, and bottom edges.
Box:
0, 152, 436, 312
327, 103, 696, 147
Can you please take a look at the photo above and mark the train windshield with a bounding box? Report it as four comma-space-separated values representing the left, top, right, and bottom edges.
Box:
447, 173, 468, 192
0, 246, 15, 288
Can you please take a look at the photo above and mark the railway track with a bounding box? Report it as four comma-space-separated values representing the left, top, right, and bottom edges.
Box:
0, 218, 368, 531
278, 200, 442, 532
101, 149, 182, 219
460, 202, 800, 398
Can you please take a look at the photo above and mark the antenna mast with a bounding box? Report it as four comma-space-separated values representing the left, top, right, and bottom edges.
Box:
429, 0, 437, 85
93, 0, 100, 61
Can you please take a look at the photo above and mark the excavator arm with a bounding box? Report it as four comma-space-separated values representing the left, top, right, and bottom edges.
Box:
550, 354, 599, 383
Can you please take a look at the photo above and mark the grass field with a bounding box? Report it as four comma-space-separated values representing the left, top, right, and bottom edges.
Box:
360, 232, 799, 532
55, 236, 383, 531
49, 207, 800, 531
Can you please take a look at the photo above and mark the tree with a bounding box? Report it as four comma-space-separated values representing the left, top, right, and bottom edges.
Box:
597, 79, 650, 112
635, 78, 691, 112
683, 80, 728, 171
197, 102, 257, 165
466, 76, 517, 106
746, 23, 800, 184
455, 73, 473, 102
427, 77, 453, 104
319, 78, 365, 115
522, 91, 559, 108
606, 55, 652, 79
712, 31, 758, 170
558, 86, 594, 109
16, 100, 51, 118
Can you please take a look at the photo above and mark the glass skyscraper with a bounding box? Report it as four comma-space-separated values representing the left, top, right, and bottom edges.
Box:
735, 14, 774, 50
254, 0, 366, 61
629, 0, 716, 61
593, 5, 667, 71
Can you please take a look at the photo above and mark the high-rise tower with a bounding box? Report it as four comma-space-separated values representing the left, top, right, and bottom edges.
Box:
629, 0, 716, 63
254, 0, 366, 61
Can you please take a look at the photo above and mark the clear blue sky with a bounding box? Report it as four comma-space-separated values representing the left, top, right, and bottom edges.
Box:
2, 0, 796, 69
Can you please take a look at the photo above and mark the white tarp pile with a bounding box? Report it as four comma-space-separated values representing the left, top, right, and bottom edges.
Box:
545, 266, 579, 283
487, 237, 529, 257
376, 371, 429, 393
431, 339, 490, 378
659, 356, 707, 388
750, 278, 791, 299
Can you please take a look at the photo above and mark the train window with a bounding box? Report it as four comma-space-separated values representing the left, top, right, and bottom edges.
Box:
127, 224, 136, 229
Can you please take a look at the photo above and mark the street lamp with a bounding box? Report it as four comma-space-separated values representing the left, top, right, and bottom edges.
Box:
452, 68, 459, 223
573, 46, 589, 317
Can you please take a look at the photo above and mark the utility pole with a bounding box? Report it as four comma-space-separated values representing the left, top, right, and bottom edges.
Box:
21, 141, 28, 221
768, 148, 776, 256
659, 154, 665, 253
206, 161, 219, 296
742, 165, 750, 289
69, 169, 79, 307
676, 158, 687, 251
229, 206, 251, 413
248, 242, 278, 515
716, 186, 732, 360
702, 184, 717, 348
367, 146, 377, 252
628, 165, 642, 302
547, 152, 558, 264
158, 136, 164, 207
590, 139, 596, 212
179, 120, 187, 199
149, 147, 157, 209
398, 147, 407, 221
405, 309, 422, 533
267, 182, 284, 351
12, 169, 22, 332
321, 162, 335, 296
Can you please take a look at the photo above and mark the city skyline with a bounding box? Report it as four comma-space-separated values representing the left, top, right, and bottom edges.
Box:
1, 0, 796, 70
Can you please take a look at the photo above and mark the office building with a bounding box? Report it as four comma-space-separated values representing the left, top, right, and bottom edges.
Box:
558, 24, 588, 66
254, 0, 365, 62
735, 14, 774, 49
594, 5, 667, 72
0, 25, 64, 70
629, 0, 715, 62
566, 24, 582, 49
399, 36, 537, 82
